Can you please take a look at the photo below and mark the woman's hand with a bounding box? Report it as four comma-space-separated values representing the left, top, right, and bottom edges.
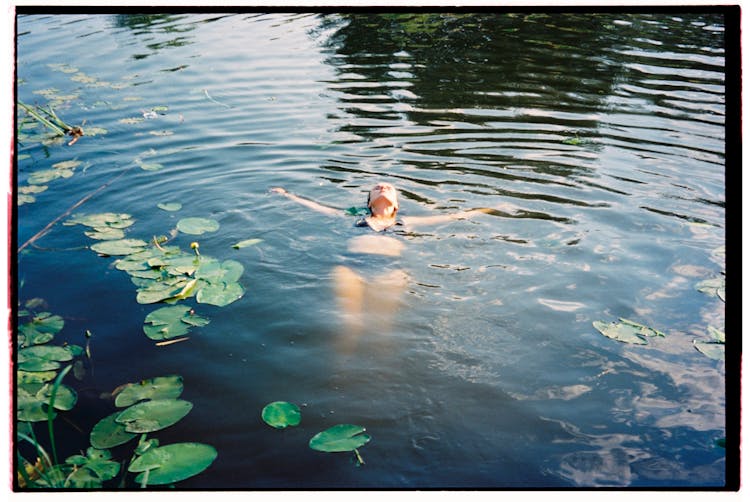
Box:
270, 187, 287, 195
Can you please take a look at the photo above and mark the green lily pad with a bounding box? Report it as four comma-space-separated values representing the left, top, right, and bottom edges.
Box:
142, 306, 208, 340
157, 202, 182, 212
115, 375, 184, 407
196, 281, 244, 307
309, 424, 371, 453
65, 212, 135, 229
17, 382, 77, 422
128, 442, 217, 486
90, 412, 138, 449
115, 399, 193, 433
91, 238, 148, 256
84, 227, 126, 240
693, 340, 724, 361
708, 326, 725, 343
53, 160, 82, 170
18, 370, 58, 384
19, 184, 48, 194
233, 238, 263, 249
18, 312, 64, 347
27, 169, 65, 185
195, 259, 244, 283
18, 344, 80, 371
176, 217, 220, 235
65, 448, 120, 482
261, 401, 301, 429
593, 318, 665, 345
696, 276, 725, 299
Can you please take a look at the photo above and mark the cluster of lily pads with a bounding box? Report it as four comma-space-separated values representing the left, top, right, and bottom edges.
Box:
593, 246, 726, 362
63, 211, 245, 342
261, 401, 371, 466
17, 299, 81, 424
17, 299, 216, 488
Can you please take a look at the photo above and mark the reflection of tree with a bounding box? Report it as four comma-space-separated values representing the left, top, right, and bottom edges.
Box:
110, 14, 197, 59
320, 12, 725, 122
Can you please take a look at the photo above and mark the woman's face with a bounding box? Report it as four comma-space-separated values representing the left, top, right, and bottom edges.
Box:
368, 183, 399, 215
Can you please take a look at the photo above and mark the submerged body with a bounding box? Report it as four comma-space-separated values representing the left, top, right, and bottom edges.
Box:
271, 183, 492, 346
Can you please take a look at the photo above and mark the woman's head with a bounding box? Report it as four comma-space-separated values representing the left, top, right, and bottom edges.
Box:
367, 182, 399, 217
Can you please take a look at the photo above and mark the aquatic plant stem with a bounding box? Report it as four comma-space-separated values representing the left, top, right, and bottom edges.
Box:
18, 164, 136, 253
47, 364, 73, 466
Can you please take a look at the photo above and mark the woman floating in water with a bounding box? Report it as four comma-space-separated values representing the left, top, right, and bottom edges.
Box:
271, 183, 494, 347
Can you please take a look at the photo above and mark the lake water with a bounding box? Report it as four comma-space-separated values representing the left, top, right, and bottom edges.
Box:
14, 11, 732, 489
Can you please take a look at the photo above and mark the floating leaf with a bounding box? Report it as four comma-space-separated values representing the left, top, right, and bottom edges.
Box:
262, 401, 301, 429
696, 276, 725, 299
693, 340, 724, 361
84, 227, 126, 240
233, 238, 263, 249
19, 185, 48, 195
91, 238, 148, 256
27, 169, 64, 185
158, 202, 182, 212
18, 312, 64, 347
66, 212, 134, 229
196, 281, 244, 307
177, 217, 220, 235
128, 442, 217, 486
114, 375, 184, 407
17, 382, 77, 422
116, 399, 193, 433
89, 412, 137, 448
708, 326, 725, 343
593, 320, 648, 345
309, 424, 371, 453
66, 447, 120, 482
142, 306, 208, 340
18, 344, 80, 371
52, 160, 82, 170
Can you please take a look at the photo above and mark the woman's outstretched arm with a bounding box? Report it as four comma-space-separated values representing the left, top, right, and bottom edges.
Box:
401, 207, 498, 228
270, 187, 342, 217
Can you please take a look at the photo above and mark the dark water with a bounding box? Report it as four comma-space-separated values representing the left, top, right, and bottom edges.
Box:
15, 12, 730, 488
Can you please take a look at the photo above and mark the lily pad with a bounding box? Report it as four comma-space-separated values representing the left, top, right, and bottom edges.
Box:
142, 306, 208, 340
309, 424, 371, 453
593, 318, 665, 345
261, 401, 301, 429
115, 375, 184, 407
66, 212, 134, 229
84, 227, 126, 240
66, 448, 120, 482
90, 412, 138, 449
177, 217, 220, 235
17, 382, 77, 422
18, 312, 64, 347
693, 340, 724, 361
593, 320, 648, 345
18, 344, 81, 371
196, 281, 244, 307
233, 238, 263, 249
158, 202, 182, 212
696, 276, 725, 300
116, 399, 193, 433
128, 442, 217, 486
91, 238, 149, 256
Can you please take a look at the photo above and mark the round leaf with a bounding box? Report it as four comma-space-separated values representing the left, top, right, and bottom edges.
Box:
593, 320, 648, 345
115, 375, 184, 407
158, 202, 182, 212
176, 217, 220, 235
693, 340, 725, 361
262, 401, 301, 429
115, 399, 193, 433
128, 442, 217, 486
90, 412, 138, 449
196, 281, 244, 307
90, 239, 148, 256
309, 424, 371, 453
